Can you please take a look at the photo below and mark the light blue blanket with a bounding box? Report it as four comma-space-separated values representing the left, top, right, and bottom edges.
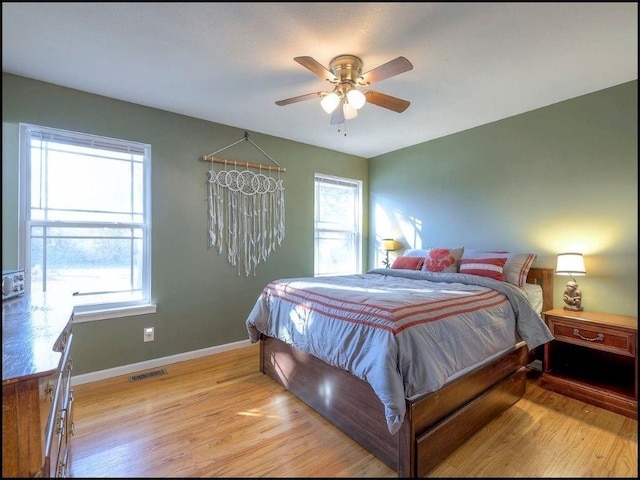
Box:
246, 269, 553, 434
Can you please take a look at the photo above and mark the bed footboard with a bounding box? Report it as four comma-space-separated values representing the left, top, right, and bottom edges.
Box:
412, 367, 525, 476
260, 336, 398, 468
261, 336, 527, 477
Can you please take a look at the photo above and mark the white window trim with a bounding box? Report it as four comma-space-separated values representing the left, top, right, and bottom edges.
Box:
18, 123, 155, 321
73, 304, 157, 323
314, 173, 363, 276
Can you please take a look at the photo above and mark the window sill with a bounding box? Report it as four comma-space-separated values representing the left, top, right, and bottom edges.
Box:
73, 304, 157, 323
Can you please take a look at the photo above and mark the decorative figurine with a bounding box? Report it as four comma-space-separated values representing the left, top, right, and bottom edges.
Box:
562, 280, 583, 311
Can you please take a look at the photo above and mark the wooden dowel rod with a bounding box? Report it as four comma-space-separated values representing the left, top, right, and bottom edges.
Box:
202, 155, 286, 173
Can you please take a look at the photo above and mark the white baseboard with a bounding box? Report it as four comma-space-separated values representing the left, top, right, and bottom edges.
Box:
71, 339, 254, 386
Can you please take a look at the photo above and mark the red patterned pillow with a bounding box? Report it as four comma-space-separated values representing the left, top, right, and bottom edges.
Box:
391, 256, 424, 270
462, 250, 536, 287
459, 257, 507, 281
422, 247, 464, 273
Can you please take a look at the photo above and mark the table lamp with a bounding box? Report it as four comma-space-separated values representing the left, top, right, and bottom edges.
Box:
556, 252, 586, 311
381, 239, 397, 268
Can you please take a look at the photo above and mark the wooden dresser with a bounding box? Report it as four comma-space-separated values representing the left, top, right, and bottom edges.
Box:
2, 293, 74, 478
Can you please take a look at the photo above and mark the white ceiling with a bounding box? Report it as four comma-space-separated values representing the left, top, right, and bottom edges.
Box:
2, 2, 637, 158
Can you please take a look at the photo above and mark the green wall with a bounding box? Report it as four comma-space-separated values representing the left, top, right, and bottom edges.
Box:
2, 73, 368, 375
369, 80, 637, 317
3, 74, 637, 377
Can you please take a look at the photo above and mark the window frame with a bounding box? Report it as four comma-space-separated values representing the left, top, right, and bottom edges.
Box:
18, 123, 155, 322
313, 173, 363, 276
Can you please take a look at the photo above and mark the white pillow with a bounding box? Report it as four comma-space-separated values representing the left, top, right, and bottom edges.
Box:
403, 249, 429, 257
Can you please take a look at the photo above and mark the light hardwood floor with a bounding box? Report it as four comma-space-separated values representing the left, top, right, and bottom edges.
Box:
69, 344, 637, 478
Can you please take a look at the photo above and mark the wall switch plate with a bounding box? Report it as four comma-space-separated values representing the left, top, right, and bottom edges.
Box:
144, 327, 155, 342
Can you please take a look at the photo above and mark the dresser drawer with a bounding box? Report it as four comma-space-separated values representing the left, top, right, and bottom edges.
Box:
546, 315, 635, 357
2, 294, 75, 478
39, 372, 60, 477
42, 330, 73, 478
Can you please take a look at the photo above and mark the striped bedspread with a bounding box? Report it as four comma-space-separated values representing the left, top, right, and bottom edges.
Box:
246, 268, 553, 434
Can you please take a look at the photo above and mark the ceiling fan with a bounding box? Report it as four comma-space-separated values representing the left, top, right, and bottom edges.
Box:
275, 54, 413, 125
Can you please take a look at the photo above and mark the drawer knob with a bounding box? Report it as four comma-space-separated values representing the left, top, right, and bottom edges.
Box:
45, 380, 54, 401
572, 328, 604, 342
56, 413, 65, 434
57, 459, 67, 478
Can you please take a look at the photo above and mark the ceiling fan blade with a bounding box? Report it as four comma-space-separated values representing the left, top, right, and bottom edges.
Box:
357, 56, 413, 86
330, 101, 345, 125
363, 90, 411, 113
294, 56, 337, 83
275, 91, 324, 106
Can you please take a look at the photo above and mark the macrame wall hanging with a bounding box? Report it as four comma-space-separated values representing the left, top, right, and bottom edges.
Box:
202, 132, 286, 276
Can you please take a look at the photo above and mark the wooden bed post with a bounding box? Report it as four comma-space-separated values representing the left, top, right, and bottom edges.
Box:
397, 413, 414, 477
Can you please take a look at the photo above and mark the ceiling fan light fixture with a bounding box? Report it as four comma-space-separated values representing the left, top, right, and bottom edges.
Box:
343, 102, 358, 120
320, 92, 340, 113
275, 54, 413, 127
346, 89, 366, 109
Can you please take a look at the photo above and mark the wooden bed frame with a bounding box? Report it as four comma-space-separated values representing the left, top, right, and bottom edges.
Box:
259, 267, 554, 477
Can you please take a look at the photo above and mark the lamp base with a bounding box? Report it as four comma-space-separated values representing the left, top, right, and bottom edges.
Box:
563, 305, 584, 312
562, 280, 583, 312
382, 251, 391, 269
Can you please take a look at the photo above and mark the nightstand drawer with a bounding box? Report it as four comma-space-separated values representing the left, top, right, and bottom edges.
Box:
547, 316, 635, 357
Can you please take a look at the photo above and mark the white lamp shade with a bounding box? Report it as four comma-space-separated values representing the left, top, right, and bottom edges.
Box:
556, 253, 586, 275
346, 89, 366, 109
343, 102, 358, 120
320, 92, 340, 113
381, 239, 397, 251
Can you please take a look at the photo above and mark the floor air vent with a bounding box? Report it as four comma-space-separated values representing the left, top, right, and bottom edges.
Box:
129, 368, 168, 383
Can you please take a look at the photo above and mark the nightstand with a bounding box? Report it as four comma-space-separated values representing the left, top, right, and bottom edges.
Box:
541, 308, 637, 419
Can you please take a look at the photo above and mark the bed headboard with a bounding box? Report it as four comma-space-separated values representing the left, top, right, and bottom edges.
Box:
526, 267, 554, 313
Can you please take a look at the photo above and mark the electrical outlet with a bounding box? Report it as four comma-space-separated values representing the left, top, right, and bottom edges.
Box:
144, 327, 154, 342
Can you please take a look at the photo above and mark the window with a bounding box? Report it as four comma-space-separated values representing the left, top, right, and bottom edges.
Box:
314, 174, 362, 276
19, 124, 153, 320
